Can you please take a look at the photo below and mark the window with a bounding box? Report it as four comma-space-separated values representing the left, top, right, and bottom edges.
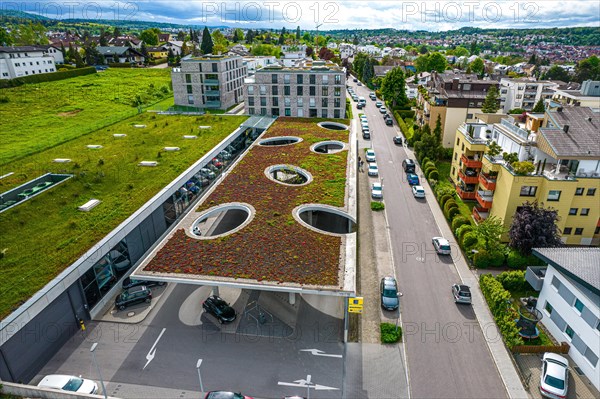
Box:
259, 85, 266, 95
271, 74, 278, 84
335, 74, 341, 84
587, 188, 597, 196
584, 347, 599, 367
551, 276, 561, 289
563, 227, 572, 235
248, 85, 255, 95
545, 301, 553, 315
272, 86, 278, 95
261, 108, 266, 116
248, 107, 255, 115
273, 97, 278, 106
569, 208, 578, 215
334, 98, 341, 108
456, 138, 460, 146
466, 113, 473, 119
547, 190, 561, 201
322, 87, 329, 96
309, 86, 316, 96
187, 95, 194, 105
297, 74, 303, 84
297, 98, 303, 107
248, 97, 255, 106
322, 109, 328, 118
212, 63, 218, 72
575, 228, 583, 235
334, 109, 340, 118
284, 108, 291, 116
297, 86, 303, 95
284, 86, 290, 95
575, 187, 584, 195
186, 85, 193, 94
334, 87, 340, 96
322, 75, 329, 84
284, 97, 291, 106
581, 208, 590, 216
454, 152, 458, 161
520, 186, 537, 197
309, 98, 316, 107
185, 74, 192, 83
322, 98, 328, 107
595, 226, 600, 235
297, 108, 304, 117
309, 108, 317, 117
260, 97, 266, 107
565, 325, 574, 339
284, 74, 290, 84
271, 108, 279, 116
574, 299, 584, 313
309, 75, 315, 84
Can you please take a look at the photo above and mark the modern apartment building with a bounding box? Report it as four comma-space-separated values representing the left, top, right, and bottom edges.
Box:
415, 72, 499, 148
243, 60, 347, 119
499, 78, 559, 112
0, 46, 57, 80
526, 247, 600, 391
451, 107, 600, 245
550, 80, 600, 111
172, 54, 247, 110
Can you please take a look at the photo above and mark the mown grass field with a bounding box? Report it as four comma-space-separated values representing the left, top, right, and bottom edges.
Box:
0, 113, 247, 318
0, 68, 172, 165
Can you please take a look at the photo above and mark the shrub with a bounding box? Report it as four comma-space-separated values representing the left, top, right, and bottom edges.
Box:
421, 157, 431, 166
456, 224, 474, 242
371, 201, 385, 211
436, 186, 455, 201
496, 270, 527, 292
380, 322, 402, 343
462, 232, 479, 248
424, 166, 436, 179
0, 66, 97, 88
444, 200, 458, 212
511, 161, 535, 175
473, 249, 505, 268
507, 248, 545, 269
424, 161, 436, 170
446, 207, 460, 220
428, 170, 439, 181
452, 216, 470, 232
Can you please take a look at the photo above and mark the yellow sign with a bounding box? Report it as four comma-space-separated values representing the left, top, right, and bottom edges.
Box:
348, 297, 363, 314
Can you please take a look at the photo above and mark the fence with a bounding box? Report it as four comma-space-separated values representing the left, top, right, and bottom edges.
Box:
512, 342, 570, 354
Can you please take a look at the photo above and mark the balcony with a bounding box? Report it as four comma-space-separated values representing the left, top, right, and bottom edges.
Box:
458, 169, 479, 184
204, 90, 220, 96
456, 186, 477, 200
472, 206, 489, 223
525, 266, 547, 291
203, 79, 219, 85
476, 190, 494, 209
478, 173, 497, 190
461, 154, 483, 169
203, 100, 221, 108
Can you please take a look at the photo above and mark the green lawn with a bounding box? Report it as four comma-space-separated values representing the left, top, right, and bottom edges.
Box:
0, 68, 172, 165
0, 113, 247, 318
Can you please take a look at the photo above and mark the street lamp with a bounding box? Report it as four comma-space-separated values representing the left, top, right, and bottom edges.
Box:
196, 359, 204, 393
90, 343, 107, 399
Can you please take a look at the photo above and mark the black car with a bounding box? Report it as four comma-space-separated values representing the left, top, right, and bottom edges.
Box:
202, 295, 236, 324
402, 158, 416, 173
362, 131, 371, 140
353, 78, 358, 82
115, 286, 152, 310
122, 277, 166, 290
393, 136, 403, 145
356, 103, 363, 109
385, 118, 393, 126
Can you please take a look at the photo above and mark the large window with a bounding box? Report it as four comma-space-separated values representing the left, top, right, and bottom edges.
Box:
260, 85, 266, 95
247, 85, 254, 95
185, 74, 191, 83
547, 190, 561, 201
297, 86, 303, 95
581, 208, 590, 216
272, 86, 278, 95
587, 188, 597, 196
297, 74, 303, 84
309, 98, 316, 107
575, 187, 584, 196
284, 74, 290, 84
322, 87, 329, 96
520, 186, 537, 197
284, 86, 290, 95
248, 97, 255, 106
565, 325, 575, 339
309, 75, 315, 84
335, 74, 341, 84
322, 75, 329, 84
574, 299, 584, 313
544, 301, 553, 315
272, 97, 278, 107
575, 228, 584, 235
260, 97, 266, 106
334, 98, 341, 108
271, 74, 278, 84
569, 208, 578, 215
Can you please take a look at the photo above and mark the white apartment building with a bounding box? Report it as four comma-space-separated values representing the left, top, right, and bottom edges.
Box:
40, 45, 64, 64
550, 80, 600, 111
281, 51, 306, 67
527, 248, 600, 391
0, 46, 57, 80
243, 60, 347, 118
243, 56, 278, 76
499, 78, 559, 112
339, 43, 355, 60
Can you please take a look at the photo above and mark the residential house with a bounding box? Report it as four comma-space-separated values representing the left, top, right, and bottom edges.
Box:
164, 41, 184, 56
39, 44, 64, 64
550, 80, 600, 111
0, 46, 57, 80
97, 47, 145, 65
109, 37, 143, 49
406, 72, 431, 86
228, 44, 251, 57
499, 78, 559, 112
146, 46, 168, 59
158, 33, 172, 43
243, 56, 278, 76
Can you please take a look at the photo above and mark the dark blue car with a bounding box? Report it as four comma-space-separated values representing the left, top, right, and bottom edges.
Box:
407, 173, 420, 185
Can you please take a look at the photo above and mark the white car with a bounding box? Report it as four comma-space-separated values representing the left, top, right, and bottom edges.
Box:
38, 374, 98, 394
432, 237, 451, 255
371, 182, 383, 199
379, 106, 387, 114
540, 353, 569, 399
412, 185, 425, 198
368, 163, 379, 176
365, 149, 376, 162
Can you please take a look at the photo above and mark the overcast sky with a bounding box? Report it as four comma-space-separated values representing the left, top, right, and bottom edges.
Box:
9, 0, 600, 31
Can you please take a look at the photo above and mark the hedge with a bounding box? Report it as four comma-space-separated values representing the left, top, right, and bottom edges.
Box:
380, 322, 402, 343
507, 248, 545, 269
425, 166, 436, 179
424, 161, 436, 170
496, 270, 528, 292
456, 224, 474, 242
440, 194, 453, 207
108, 62, 135, 68
462, 232, 479, 248
473, 249, 505, 268
479, 274, 524, 349
148, 58, 168, 66
446, 207, 460, 220
428, 170, 439, 181
346, 98, 353, 119
444, 200, 458, 213
451, 216, 470, 232
421, 157, 431, 166
0, 66, 97, 88
396, 110, 415, 119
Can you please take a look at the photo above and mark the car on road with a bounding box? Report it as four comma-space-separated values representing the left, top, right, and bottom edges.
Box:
402, 159, 416, 173
540, 353, 569, 399
380, 276, 400, 310
368, 163, 379, 176
371, 182, 383, 199
407, 173, 420, 185
369, 92, 376, 100
357, 103, 364, 109
365, 149, 376, 162
379, 106, 387, 114
393, 136, 403, 145
203, 295, 237, 324
412, 185, 425, 198
375, 101, 383, 108
357, 82, 362, 86
353, 78, 358, 82
452, 284, 472, 304
362, 131, 371, 139
38, 375, 98, 394
115, 286, 152, 310
432, 237, 451, 255
122, 277, 166, 290
205, 392, 253, 399
385, 117, 393, 126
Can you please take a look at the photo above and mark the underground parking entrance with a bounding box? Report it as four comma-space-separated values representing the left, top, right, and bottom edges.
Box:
295, 205, 357, 235
311, 140, 346, 154
190, 203, 255, 238
265, 164, 312, 186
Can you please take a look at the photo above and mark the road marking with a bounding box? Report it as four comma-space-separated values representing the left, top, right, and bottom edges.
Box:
143, 327, 166, 370
300, 348, 343, 358
278, 375, 339, 391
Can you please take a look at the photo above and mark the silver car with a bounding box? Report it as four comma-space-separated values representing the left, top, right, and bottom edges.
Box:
432, 237, 451, 255
368, 163, 379, 176
452, 284, 472, 304
371, 182, 383, 199
540, 353, 569, 399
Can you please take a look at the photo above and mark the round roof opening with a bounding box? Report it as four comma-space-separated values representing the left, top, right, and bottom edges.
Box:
258, 136, 302, 146
190, 203, 254, 239
317, 122, 349, 131
311, 140, 346, 154
265, 165, 313, 186
294, 205, 356, 235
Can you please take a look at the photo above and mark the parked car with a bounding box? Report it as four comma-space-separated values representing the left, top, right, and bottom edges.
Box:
368, 163, 379, 176
385, 117, 393, 126
540, 353, 569, 399
407, 173, 420, 185
393, 136, 403, 145
357, 82, 362, 86
452, 284, 472, 304
356, 103, 364, 109
379, 106, 387, 114
432, 237, 451, 255
369, 92, 376, 100
122, 277, 166, 290
365, 149, 376, 162
219, 150, 232, 160
412, 185, 425, 198
402, 159, 416, 173
362, 131, 371, 140
211, 158, 224, 169
375, 101, 383, 108
371, 182, 383, 199
205, 392, 253, 399
38, 375, 98, 394
203, 295, 236, 324
199, 168, 216, 180
380, 276, 401, 310
115, 286, 152, 310
353, 78, 358, 82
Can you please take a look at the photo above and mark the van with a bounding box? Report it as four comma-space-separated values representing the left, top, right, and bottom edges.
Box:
402, 159, 416, 173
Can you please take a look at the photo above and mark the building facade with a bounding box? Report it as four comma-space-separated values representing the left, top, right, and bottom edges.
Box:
172, 54, 247, 110
243, 60, 347, 118
0, 46, 57, 80
499, 78, 559, 112
550, 80, 600, 111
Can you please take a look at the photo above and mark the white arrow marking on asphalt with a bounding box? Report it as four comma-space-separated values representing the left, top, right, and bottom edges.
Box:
300, 348, 343, 358
143, 327, 166, 370
278, 374, 338, 391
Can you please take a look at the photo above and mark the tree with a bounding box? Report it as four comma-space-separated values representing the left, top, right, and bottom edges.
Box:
470, 40, 479, 55
469, 58, 485, 76
528, 53, 537, 65
509, 202, 562, 255
380, 67, 408, 108
481, 85, 500, 113
543, 65, 570, 82
415, 52, 447, 73
352, 35, 358, 46
318, 47, 334, 60
574, 55, 600, 83
59, 43, 67, 59
113, 27, 121, 38
212, 29, 227, 54
453, 46, 469, 57
181, 41, 190, 56
419, 45, 428, 54
201, 26, 213, 54
532, 99, 545, 113
140, 29, 159, 46
72, 48, 85, 68
278, 27, 286, 45
0, 27, 13, 46
361, 57, 374, 86
232, 28, 243, 43
167, 48, 175, 65
177, 30, 186, 41
84, 45, 104, 66
99, 28, 108, 46
486, 141, 503, 158
475, 216, 507, 253
296, 26, 301, 41
305, 46, 314, 57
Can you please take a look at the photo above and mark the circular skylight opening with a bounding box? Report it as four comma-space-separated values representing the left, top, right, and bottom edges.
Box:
265, 165, 313, 186
258, 136, 302, 146
311, 140, 346, 154
317, 122, 349, 131
294, 205, 357, 235
190, 203, 254, 239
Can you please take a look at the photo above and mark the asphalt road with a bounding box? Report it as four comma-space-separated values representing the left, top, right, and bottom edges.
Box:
349, 80, 508, 399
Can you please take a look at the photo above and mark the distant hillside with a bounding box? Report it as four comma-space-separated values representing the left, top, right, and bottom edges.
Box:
0, 9, 51, 22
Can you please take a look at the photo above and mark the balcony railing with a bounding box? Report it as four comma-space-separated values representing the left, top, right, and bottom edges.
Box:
478, 174, 497, 190
472, 206, 489, 223
456, 186, 477, 200
476, 190, 494, 209
204, 100, 221, 108
461, 154, 483, 169
458, 124, 489, 145
204, 90, 220, 96
203, 79, 220, 85
458, 169, 479, 184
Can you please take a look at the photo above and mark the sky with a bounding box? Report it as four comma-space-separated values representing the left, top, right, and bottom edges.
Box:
6, 0, 600, 31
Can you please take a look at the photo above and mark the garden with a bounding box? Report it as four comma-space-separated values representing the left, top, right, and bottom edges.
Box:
0, 113, 247, 318
144, 117, 351, 287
